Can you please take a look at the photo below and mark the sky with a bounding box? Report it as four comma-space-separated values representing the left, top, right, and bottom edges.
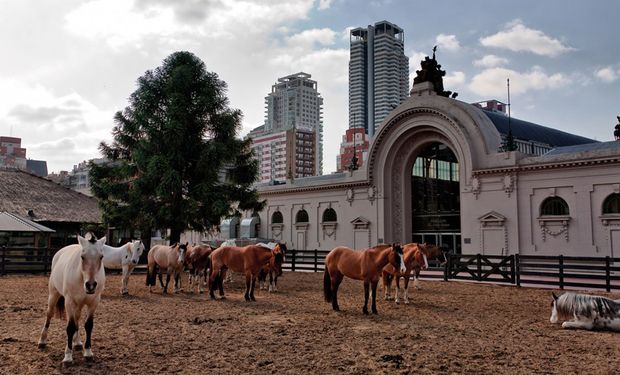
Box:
1, 0, 619, 174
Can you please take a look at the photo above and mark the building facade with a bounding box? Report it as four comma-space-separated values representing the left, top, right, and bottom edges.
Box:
0, 136, 48, 176
245, 82, 620, 258
348, 21, 409, 137
336, 128, 370, 172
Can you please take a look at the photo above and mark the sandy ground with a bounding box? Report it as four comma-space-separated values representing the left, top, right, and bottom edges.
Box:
1, 272, 619, 375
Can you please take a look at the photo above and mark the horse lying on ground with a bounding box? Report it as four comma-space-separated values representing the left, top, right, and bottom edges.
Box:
381, 243, 429, 304
209, 243, 285, 301
102, 240, 145, 295
257, 242, 287, 292
38, 233, 107, 365
324, 244, 405, 315
146, 243, 188, 294
550, 292, 620, 331
185, 244, 214, 293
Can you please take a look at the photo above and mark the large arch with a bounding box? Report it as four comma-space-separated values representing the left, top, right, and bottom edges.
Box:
367, 91, 503, 243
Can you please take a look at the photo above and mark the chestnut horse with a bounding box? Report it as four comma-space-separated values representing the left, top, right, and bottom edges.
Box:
409, 244, 446, 290
38, 233, 107, 364
146, 243, 188, 294
323, 244, 405, 315
185, 244, 214, 293
257, 242, 287, 292
209, 243, 285, 301
381, 243, 429, 304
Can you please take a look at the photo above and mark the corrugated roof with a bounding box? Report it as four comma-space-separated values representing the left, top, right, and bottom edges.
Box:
0, 169, 101, 223
543, 140, 620, 156
0, 212, 55, 232
482, 110, 596, 147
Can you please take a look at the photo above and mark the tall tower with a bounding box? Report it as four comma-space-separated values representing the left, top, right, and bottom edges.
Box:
348, 21, 408, 137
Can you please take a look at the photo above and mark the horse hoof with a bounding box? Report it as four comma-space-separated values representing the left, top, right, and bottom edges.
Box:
372, 309, 378, 315
404, 301, 410, 305
395, 301, 400, 305
73, 344, 83, 351
84, 356, 94, 363
121, 291, 129, 296
37, 343, 46, 350
363, 309, 369, 315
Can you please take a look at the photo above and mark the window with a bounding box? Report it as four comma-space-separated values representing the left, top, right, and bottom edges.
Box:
603, 193, 620, 214
322, 208, 337, 222
296, 209, 309, 223
271, 211, 283, 224
540, 197, 569, 216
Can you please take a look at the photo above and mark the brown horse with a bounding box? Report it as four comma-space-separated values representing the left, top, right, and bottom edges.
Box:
382, 243, 430, 304
146, 243, 188, 294
323, 244, 405, 315
185, 244, 214, 293
257, 242, 287, 292
410, 244, 446, 290
209, 243, 285, 301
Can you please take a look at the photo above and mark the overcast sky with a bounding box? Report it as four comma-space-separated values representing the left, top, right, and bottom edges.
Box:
1, 0, 619, 173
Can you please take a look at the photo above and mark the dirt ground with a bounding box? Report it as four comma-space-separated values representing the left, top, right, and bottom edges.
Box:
1, 272, 619, 375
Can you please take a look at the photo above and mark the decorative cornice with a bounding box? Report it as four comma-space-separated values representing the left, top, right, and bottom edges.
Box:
259, 180, 369, 196
473, 156, 620, 176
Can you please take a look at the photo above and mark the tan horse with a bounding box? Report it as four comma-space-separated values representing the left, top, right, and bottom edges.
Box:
38, 233, 107, 364
146, 243, 188, 294
185, 244, 214, 293
323, 244, 405, 315
209, 243, 285, 301
382, 243, 429, 304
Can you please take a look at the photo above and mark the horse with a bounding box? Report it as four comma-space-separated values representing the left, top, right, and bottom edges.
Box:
256, 242, 287, 292
185, 244, 214, 293
408, 244, 447, 290
219, 239, 237, 283
37, 233, 107, 364
381, 243, 429, 304
146, 242, 188, 294
550, 292, 620, 331
102, 239, 145, 295
209, 243, 285, 301
323, 243, 405, 315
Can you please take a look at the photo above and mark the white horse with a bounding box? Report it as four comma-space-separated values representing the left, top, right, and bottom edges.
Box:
38, 233, 107, 364
550, 292, 620, 331
102, 240, 145, 295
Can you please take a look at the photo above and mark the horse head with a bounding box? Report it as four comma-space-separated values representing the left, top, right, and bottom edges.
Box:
177, 242, 189, 264
550, 292, 560, 324
270, 243, 286, 276
390, 243, 406, 273
77, 232, 106, 294
129, 240, 145, 265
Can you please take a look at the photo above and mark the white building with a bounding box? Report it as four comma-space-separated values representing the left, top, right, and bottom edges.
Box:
349, 21, 409, 137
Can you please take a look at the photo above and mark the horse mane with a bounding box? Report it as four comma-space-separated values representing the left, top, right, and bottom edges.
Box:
556, 293, 620, 321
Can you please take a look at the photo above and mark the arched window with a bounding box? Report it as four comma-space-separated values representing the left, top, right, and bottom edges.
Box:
603, 193, 620, 214
322, 208, 337, 222
271, 211, 283, 224
540, 197, 569, 216
296, 209, 309, 223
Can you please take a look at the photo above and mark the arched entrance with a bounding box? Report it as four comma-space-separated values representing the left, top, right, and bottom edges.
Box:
411, 142, 461, 253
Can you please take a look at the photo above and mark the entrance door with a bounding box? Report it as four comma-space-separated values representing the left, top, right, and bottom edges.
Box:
296, 232, 306, 251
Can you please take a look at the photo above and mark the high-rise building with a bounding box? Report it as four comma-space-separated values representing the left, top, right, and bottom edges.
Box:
249, 72, 324, 182
349, 21, 409, 137
0, 136, 47, 176
336, 128, 370, 172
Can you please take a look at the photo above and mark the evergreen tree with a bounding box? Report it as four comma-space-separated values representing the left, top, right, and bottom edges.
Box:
90, 51, 264, 244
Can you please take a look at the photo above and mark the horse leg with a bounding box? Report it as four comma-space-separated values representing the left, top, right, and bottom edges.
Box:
330, 273, 342, 311
382, 273, 390, 301
562, 319, 594, 330
403, 274, 411, 305
38, 289, 61, 349
121, 265, 130, 295
82, 302, 98, 360
208, 268, 218, 300
174, 267, 182, 293
414, 268, 421, 290
158, 266, 165, 289
273, 272, 278, 292
250, 275, 257, 301
268, 271, 274, 292
244, 273, 252, 302
218, 270, 227, 298
163, 268, 172, 294
363, 281, 370, 315
371, 280, 379, 314
62, 300, 78, 364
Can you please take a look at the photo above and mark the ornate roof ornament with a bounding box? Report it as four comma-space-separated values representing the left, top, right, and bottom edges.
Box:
614, 115, 620, 141
412, 46, 458, 99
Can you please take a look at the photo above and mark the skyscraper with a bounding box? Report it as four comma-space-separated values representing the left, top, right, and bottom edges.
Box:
349, 21, 409, 137
248, 72, 324, 182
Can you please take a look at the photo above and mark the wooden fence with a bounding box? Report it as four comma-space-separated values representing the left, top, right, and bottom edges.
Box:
3, 246, 620, 292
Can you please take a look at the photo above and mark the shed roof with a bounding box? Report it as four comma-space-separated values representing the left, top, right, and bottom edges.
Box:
0, 212, 55, 232
0, 169, 101, 223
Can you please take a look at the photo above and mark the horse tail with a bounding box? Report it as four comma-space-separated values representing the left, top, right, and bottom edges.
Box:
146, 264, 156, 286
323, 269, 332, 303
54, 296, 66, 320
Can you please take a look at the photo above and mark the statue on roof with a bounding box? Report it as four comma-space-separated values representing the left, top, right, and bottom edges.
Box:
413, 46, 458, 99
614, 116, 620, 141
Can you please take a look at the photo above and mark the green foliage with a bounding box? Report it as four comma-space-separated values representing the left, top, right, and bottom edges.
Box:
90, 51, 264, 242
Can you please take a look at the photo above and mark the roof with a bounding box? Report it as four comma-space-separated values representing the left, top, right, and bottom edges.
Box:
0, 169, 101, 223
26, 160, 48, 177
482, 110, 596, 147
543, 140, 620, 156
0, 212, 55, 232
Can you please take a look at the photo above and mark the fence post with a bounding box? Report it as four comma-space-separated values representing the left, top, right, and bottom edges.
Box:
515, 254, 521, 287
314, 249, 318, 272
291, 249, 296, 272
0, 246, 5, 276
42, 247, 48, 274
476, 253, 482, 281
605, 256, 611, 293
559, 255, 564, 290
443, 254, 449, 281
510, 254, 516, 284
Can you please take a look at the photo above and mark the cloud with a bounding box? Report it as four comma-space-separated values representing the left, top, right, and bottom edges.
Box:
595, 66, 619, 83
444, 71, 466, 89
480, 20, 575, 57
286, 28, 337, 48
318, 0, 332, 10
469, 66, 571, 97
474, 55, 509, 68
435, 34, 460, 52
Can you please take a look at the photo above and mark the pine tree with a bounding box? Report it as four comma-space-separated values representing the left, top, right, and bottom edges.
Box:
90, 51, 264, 244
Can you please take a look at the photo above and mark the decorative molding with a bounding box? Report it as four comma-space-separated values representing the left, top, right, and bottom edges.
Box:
294, 222, 309, 231
538, 216, 570, 242
351, 216, 370, 230
345, 188, 355, 206
270, 223, 284, 241
259, 181, 369, 196
321, 222, 337, 240
473, 157, 620, 177
600, 214, 620, 226
471, 175, 481, 199
478, 211, 506, 227
478, 211, 508, 256
367, 185, 377, 205
503, 173, 515, 197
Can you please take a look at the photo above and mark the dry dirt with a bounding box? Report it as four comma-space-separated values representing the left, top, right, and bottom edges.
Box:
1, 272, 619, 374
